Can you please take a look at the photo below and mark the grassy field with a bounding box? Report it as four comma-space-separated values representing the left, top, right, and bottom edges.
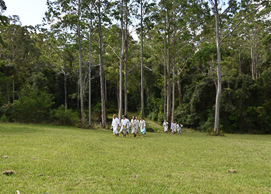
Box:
1, 123, 271, 193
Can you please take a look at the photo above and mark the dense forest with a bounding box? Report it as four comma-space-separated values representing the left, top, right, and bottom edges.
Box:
0, 0, 271, 133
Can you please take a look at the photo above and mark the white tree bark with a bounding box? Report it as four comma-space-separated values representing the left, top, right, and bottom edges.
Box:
98, 0, 106, 128
64, 57, 67, 111
140, 0, 144, 118
78, 0, 86, 124
124, 0, 128, 117
118, 0, 125, 120
214, 0, 222, 133
163, 0, 167, 120
166, 8, 171, 128
88, 5, 92, 126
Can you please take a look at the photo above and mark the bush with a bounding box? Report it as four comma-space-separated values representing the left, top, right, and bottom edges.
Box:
0, 114, 8, 123
93, 103, 102, 121
158, 111, 164, 122
151, 112, 158, 121
147, 112, 153, 119
13, 88, 54, 123
54, 105, 80, 126
201, 116, 214, 132
0, 103, 13, 122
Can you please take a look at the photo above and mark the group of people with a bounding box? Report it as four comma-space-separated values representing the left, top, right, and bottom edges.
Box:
163, 120, 183, 135
112, 114, 183, 137
111, 114, 146, 137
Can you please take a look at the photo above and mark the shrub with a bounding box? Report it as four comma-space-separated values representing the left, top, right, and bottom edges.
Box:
158, 111, 164, 122
0, 114, 8, 123
13, 88, 54, 123
147, 112, 153, 119
0, 103, 13, 122
151, 112, 158, 121
54, 105, 80, 126
93, 103, 102, 121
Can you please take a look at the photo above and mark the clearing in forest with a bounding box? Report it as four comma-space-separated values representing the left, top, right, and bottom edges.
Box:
0, 123, 271, 193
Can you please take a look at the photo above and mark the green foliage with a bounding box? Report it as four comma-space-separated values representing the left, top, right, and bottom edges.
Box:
0, 0, 270, 134
13, 88, 54, 123
147, 112, 158, 121
157, 111, 164, 122
138, 110, 142, 119
0, 114, 8, 123
54, 105, 79, 126
106, 100, 118, 114
93, 103, 102, 121
201, 115, 214, 133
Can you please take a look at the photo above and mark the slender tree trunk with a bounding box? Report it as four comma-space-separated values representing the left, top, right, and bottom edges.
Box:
12, 73, 14, 103
7, 82, 9, 104
78, 0, 85, 124
172, 69, 175, 120
167, 9, 171, 129
124, 0, 128, 117
12, 49, 15, 120
163, 0, 167, 120
239, 50, 241, 74
117, 75, 119, 110
140, 0, 144, 118
172, 2, 176, 121
105, 81, 107, 101
214, 0, 222, 133
12, 44, 15, 105
77, 78, 79, 109
178, 80, 182, 106
251, 44, 255, 79
118, 0, 125, 119
64, 57, 67, 111
255, 53, 258, 79
89, 8, 92, 126
98, 0, 106, 128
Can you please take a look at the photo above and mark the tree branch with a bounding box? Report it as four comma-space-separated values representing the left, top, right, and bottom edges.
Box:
104, 44, 120, 60
220, 4, 264, 44
144, 65, 163, 76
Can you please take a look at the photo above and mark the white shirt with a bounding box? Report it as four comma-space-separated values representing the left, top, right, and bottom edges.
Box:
139, 120, 146, 130
121, 118, 128, 127
171, 123, 177, 131
163, 122, 168, 129
125, 118, 130, 128
131, 119, 134, 126
134, 119, 139, 128
111, 117, 119, 127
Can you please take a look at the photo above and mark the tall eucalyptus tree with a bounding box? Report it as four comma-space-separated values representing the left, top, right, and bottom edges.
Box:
136, 0, 155, 118
207, 0, 270, 133
118, 0, 125, 120
45, 0, 87, 124
97, 0, 109, 128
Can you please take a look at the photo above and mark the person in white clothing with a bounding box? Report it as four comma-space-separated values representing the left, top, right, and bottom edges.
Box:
171, 120, 177, 135
125, 116, 130, 136
111, 114, 119, 136
119, 115, 124, 134
163, 120, 168, 134
131, 116, 138, 137
120, 115, 128, 137
139, 117, 146, 137
134, 117, 140, 137
177, 122, 183, 134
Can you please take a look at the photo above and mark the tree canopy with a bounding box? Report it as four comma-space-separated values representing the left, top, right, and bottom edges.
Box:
0, 0, 271, 133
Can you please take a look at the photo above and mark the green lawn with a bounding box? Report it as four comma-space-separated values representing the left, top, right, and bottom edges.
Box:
1, 123, 271, 193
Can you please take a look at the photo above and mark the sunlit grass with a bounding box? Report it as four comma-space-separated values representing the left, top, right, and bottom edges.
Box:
1, 123, 271, 193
